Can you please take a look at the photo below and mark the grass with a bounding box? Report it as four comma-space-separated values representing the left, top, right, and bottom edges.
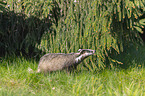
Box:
0, 45, 145, 96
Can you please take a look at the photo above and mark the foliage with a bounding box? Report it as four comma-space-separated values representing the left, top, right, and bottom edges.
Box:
0, 1, 7, 12
22, 0, 53, 19
0, 0, 54, 56
1, 0, 145, 70
37, 0, 145, 70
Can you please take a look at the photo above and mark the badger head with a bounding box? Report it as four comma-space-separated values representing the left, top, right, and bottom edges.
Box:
75, 49, 95, 63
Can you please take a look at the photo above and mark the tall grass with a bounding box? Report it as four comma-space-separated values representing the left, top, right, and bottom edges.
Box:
1, 1, 145, 95
1, 50, 145, 96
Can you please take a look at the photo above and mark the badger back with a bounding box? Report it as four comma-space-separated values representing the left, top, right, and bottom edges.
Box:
37, 49, 95, 72
38, 53, 78, 71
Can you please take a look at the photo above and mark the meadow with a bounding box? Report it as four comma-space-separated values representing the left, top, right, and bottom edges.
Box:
1, 0, 145, 95
0, 45, 145, 96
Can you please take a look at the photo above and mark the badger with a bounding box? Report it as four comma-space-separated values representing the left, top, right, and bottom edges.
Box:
28, 49, 95, 73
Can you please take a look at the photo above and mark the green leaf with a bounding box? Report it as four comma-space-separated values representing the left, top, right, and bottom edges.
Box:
139, 19, 145, 26
134, 26, 143, 34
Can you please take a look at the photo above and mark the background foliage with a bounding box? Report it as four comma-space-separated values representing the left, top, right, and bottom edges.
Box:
0, 0, 145, 70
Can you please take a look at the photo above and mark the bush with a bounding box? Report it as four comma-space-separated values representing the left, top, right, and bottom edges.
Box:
1, 0, 145, 70
0, 0, 54, 57
40, 0, 144, 70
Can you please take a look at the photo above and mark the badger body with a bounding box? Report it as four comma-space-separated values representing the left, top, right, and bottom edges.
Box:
37, 49, 95, 73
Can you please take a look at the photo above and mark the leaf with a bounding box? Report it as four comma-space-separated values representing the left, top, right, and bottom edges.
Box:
139, 19, 145, 26
111, 59, 123, 64
117, 3, 121, 21
134, 26, 143, 34
0, 1, 7, 5
106, 35, 112, 51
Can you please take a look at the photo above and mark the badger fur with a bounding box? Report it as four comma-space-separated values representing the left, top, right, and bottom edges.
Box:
29, 49, 95, 73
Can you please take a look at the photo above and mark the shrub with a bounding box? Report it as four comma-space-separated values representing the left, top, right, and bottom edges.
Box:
1, 0, 145, 70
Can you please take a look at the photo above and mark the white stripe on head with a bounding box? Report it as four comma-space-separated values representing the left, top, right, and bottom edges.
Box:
75, 49, 95, 63
75, 55, 83, 63
75, 53, 92, 63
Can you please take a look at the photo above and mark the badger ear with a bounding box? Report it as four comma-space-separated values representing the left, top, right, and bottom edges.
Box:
78, 49, 82, 52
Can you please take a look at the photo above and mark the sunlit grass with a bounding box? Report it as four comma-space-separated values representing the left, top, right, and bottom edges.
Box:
0, 45, 145, 95
0, 58, 145, 96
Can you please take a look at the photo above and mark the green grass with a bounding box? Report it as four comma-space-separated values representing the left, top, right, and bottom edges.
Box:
0, 45, 145, 96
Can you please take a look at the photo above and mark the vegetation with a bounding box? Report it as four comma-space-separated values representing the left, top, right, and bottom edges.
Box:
0, 45, 145, 95
1, 0, 145, 95
0, 0, 145, 69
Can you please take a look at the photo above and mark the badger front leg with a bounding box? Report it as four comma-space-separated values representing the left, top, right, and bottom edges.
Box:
65, 65, 77, 74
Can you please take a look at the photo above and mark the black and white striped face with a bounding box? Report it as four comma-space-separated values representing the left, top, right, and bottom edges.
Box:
79, 49, 95, 56
75, 49, 95, 63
